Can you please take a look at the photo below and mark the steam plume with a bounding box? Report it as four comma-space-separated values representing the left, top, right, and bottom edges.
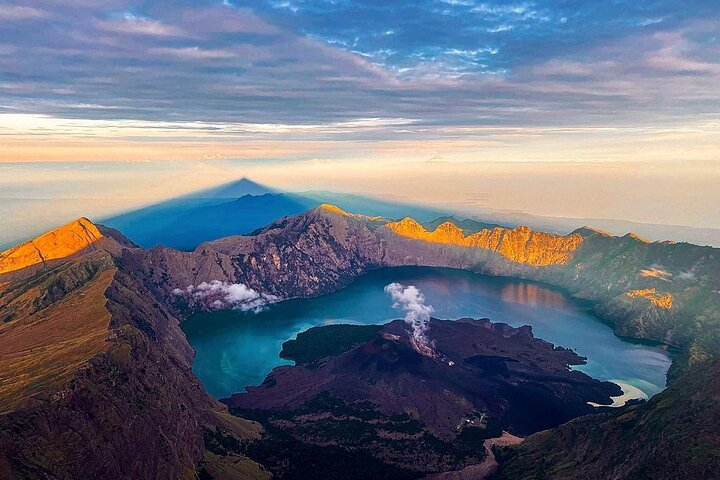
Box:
173, 280, 278, 312
384, 282, 436, 356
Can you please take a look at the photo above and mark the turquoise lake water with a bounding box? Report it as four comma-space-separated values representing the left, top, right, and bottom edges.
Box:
182, 267, 671, 399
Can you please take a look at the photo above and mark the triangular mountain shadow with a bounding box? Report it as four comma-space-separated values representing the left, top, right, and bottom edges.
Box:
102, 178, 451, 251
101, 178, 281, 250
186, 177, 274, 199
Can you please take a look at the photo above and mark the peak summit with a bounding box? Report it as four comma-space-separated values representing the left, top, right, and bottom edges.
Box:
315, 204, 383, 222
572, 226, 612, 237
318, 204, 351, 216
624, 232, 650, 243
0, 218, 104, 275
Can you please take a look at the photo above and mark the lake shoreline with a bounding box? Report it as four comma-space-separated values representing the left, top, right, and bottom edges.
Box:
183, 266, 671, 400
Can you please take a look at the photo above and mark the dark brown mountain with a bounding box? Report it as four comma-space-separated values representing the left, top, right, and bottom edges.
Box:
224, 319, 620, 479
0, 222, 267, 480
495, 356, 720, 480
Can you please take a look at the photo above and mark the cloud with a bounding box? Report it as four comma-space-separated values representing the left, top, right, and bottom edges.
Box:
472, 2, 537, 18
638, 17, 664, 27
173, 280, 278, 312
640, 266, 672, 281
0, 0, 719, 156
0, 113, 418, 138
149, 47, 236, 60
179, 6, 281, 35
677, 271, 696, 281
440, 0, 475, 6
385, 282, 436, 356
95, 14, 186, 37
0, 6, 48, 21
487, 24, 513, 32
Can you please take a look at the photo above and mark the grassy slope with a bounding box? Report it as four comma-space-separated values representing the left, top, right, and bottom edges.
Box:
496, 356, 720, 479
0, 249, 268, 479
0, 254, 115, 413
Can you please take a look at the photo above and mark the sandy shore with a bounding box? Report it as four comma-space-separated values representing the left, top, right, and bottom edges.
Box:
588, 380, 648, 408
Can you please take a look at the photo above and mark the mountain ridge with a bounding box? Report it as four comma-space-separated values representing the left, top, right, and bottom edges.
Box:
0, 219, 267, 480
386, 217, 583, 266
1, 204, 719, 478
3, 205, 717, 375
0, 217, 104, 276
495, 356, 720, 479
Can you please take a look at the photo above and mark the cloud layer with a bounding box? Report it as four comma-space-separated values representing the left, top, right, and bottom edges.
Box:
0, 0, 719, 132
1, 1, 719, 231
173, 281, 278, 312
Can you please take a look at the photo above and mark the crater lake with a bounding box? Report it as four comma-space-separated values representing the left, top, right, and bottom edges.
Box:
182, 266, 671, 400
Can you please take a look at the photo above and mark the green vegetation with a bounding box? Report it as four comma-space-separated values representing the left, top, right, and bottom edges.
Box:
233, 392, 487, 479
280, 324, 382, 365
496, 357, 720, 479
460, 415, 503, 448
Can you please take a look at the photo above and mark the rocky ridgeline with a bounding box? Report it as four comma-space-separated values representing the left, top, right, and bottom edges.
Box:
386, 217, 583, 266
0, 223, 267, 480
130, 204, 715, 377
1, 205, 719, 478
0, 218, 104, 276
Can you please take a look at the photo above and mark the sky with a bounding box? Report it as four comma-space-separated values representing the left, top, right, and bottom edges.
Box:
1, 0, 719, 237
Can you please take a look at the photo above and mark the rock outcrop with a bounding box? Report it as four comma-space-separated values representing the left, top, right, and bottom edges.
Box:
0, 218, 104, 275
386, 218, 583, 266
626, 288, 673, 309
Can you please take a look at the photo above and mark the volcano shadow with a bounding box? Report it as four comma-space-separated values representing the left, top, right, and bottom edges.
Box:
102, 178, 450, 251
101, 178, 302, 250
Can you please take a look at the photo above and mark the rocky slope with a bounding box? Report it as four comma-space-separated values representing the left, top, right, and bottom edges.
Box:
495, 356, 720, 480
0, 222, 267, 480
422, 216, 502, 235
387, 218, 583, 266
0, 217, 104, 276
224, 319, 620, 479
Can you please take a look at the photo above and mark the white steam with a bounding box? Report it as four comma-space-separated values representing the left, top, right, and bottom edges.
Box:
384, 282, 436, 356
677, 271, 696, 281
172, 281, 278, 312
639, 266, 672, 282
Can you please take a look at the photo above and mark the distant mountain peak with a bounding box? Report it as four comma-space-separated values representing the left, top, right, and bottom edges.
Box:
318, 203, 351, 216
435, 221, 464, 234
390, 216, 426, 232
422, 216, 504, 235
572, 226, 613, 237
316, 203, 383, 222
0, 217, 104, 275
624, 232, 651, 243
197, 177, 273, 199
